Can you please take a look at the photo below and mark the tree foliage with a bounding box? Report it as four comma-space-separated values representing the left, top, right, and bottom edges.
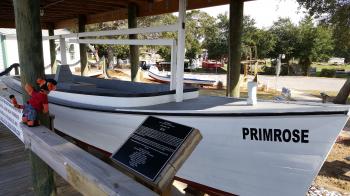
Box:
296, 0, 350, 61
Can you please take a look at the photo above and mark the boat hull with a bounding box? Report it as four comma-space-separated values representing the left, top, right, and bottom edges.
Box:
50, 103, 349, 196
147, 69, 216, 86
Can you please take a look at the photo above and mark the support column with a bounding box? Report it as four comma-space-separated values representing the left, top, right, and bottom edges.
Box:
0, 34, 8, 69
128, 3, 139, 82
228, 0, 244, 98
170, 40, 177, 90
175, 0, 186, 102
79, 15, 88, 76
12, 0, 56, 195
59, 37, 67, 65
48, 23, 56, 74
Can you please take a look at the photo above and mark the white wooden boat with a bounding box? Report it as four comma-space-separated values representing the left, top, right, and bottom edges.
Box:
147, 65, 216, 86
2, 65, 349, 196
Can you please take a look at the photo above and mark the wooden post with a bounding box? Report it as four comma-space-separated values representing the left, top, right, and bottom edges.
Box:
12, 0, 56, 195
0, 34, 8, 69
170, 40, 177, 90
228, 0, 244, 98
48, 23, 57, 74
59, 37, 67, 65
128, 3, 139, 82
176, 0, 186, 102
79, 15, 88, 76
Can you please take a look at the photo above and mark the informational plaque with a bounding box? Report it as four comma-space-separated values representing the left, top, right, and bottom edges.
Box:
0, 96, 23, 142
111, 116, 194, 182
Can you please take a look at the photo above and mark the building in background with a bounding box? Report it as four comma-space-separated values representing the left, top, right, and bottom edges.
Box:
0, 29, 80, 74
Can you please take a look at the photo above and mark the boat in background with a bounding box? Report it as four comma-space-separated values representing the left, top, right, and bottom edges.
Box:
2, 65, 349, 196
202, 60, 223, 69
147, 65, 216, 86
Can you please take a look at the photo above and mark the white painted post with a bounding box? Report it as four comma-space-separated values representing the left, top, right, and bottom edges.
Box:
170, 40, 177, 90
176, 0, 186, 102
59, 36, 67, 65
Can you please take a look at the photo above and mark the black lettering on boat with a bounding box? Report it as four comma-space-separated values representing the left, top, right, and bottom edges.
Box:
242, 128, 309, 143
301, 130, 309, 143
250, 128, 258, 140
242, 128, 249, 139
274, 129, 282, 142
282, 129, 291, 142
263, 129, 273, 141
258, 128, 262, 141
292, 129, 300, 143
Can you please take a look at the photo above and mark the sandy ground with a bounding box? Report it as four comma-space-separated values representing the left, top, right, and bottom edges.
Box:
313, 130, 350, 195
105, 69, 347, 91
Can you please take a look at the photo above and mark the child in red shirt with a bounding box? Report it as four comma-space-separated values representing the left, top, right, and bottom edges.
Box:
10, 78, 57, 127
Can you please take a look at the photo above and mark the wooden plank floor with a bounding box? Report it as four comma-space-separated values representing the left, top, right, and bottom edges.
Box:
0, 123, 81, 196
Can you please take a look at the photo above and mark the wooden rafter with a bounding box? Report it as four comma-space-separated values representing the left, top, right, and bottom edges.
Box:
0, 0, 252, 29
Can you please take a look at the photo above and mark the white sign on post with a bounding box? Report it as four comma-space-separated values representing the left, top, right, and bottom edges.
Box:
0, 96, 24, 142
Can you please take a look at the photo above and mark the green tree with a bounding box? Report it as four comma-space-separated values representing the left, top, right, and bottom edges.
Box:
202, 13, 229, 61
185, 10, 216, 65
295, 17, 317, 75
269, 18, 299, 63
296, 0, 350, 61
253, 29, 277, 59
296, 0, 349, 103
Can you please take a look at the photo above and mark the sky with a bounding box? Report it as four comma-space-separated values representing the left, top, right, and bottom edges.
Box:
200, 0, 307, 28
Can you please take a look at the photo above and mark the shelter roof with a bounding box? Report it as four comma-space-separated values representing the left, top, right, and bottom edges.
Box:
0, 0, 250, 29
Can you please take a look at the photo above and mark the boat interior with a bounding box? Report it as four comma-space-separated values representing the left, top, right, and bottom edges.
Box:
14, 65, 199, 97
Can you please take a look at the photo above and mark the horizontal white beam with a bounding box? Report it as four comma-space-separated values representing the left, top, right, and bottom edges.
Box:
68, 39, 174, 46
43, 25, 178, 40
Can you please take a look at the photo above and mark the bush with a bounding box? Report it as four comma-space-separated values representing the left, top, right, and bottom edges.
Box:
320, 69, 336, 77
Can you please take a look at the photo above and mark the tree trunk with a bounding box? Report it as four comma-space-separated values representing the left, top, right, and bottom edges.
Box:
333, 78, 350, 104
107, 46, 114, 69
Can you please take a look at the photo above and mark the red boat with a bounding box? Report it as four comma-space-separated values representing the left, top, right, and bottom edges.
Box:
202, 60, 223, 69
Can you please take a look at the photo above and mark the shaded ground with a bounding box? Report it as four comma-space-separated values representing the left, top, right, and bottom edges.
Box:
313, 134, 350, 194
0, 123, 81, 196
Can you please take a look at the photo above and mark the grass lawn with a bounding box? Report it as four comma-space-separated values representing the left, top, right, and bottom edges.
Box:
312, 63, 350, 72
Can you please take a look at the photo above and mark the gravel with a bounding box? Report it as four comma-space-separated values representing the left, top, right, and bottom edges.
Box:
307, 184, 350, 196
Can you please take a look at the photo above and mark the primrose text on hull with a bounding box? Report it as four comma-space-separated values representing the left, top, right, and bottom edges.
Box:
242, 127, 309, 143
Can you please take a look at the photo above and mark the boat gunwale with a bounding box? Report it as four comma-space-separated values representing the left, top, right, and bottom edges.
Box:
49, 100, 349, 117
4, 76, 349, 117
9, 75, 199, 97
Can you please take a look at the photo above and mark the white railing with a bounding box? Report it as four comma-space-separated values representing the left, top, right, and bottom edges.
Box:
42, 0, 186, 102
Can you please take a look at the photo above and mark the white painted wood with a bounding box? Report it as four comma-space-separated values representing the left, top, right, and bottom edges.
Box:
49, 90, 198, 108
43, 25, 178, 40
176, 0, 186, 102
170, 41, 177, 90
59, 37, 67, 65
68, 38, 174, 46
147, 67, 215, 86
49, 103, 349, 196
3, 77, 350, 196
